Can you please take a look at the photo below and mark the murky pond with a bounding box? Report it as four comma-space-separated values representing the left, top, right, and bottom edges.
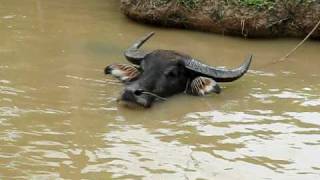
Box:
1, 0, 320, 179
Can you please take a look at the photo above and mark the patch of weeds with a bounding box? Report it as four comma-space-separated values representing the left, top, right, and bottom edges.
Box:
151, 0, 171, 7
235, 0, 317, 9
292, 0, 318, 4
238, 0, 276, 9
177, 0, 199, 9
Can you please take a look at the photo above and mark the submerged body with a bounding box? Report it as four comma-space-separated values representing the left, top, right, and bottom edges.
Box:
105, 32, 252, 107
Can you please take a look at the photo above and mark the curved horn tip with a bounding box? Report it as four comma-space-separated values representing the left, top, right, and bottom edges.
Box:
243, 54, 253, 68
247, 54, 253, 62
144, 32, 155, 40
132, 32, 156, 49
142, 32, 155, 39
148, 32, 155, 36
240, 54, 253, 74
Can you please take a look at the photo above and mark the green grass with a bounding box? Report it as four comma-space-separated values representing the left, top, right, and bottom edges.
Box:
236, 0, 317, 9
152, 0, 199, 9
177, 0, 199, 8
153, 0, 317, 10
238, 0, 275, 8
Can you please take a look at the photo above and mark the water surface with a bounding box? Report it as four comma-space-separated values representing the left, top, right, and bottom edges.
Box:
0, 0, 320, 179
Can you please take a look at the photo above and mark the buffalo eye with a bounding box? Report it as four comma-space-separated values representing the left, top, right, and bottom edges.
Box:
165, 69, 178, 78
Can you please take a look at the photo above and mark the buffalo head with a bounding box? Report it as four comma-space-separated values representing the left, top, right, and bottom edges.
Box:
105, 32, 252, 108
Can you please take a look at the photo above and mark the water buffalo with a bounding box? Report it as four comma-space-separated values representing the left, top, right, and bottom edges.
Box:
105, 32, 252, 107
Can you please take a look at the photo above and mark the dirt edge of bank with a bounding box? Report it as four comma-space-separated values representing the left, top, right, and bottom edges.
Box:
120, 0, 320, 39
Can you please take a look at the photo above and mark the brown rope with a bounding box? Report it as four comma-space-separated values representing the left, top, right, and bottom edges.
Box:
257, 19, 320, 69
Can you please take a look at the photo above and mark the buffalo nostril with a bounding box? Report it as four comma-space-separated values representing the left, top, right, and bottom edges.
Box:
134, 89, 144, 96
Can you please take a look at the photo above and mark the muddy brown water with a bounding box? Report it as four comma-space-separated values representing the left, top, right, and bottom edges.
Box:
1, 0, 320, 179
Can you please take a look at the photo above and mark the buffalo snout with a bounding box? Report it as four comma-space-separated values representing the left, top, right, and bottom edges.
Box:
120, 84, 155, 108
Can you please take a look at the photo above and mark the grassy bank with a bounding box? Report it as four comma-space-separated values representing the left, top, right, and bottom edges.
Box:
121, 0, 320, 38
155, 0, 317, 9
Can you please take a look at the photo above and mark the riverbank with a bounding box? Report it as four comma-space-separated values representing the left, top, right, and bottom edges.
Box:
120, 0, 320, 38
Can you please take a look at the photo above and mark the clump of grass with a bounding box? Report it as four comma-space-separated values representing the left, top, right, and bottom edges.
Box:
154, 0, 317, 10
153, 0, 201, 9
177, 0, 199, 9
237, 0, 276, 9
152, 0, 199, 9
238, 0, 318, 10
151, 0, 170, 7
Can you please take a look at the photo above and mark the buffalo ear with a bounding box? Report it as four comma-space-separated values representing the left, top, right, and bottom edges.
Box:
186, 76, 221, 96
104, 64, 140, 83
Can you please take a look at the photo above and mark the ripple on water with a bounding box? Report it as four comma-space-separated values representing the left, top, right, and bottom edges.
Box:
49, 101, 315, 179
0, 106, 67, 118
2, 15, 16, 19
86, 126, 204, 179
301, 99, 320, 107
285, 112, 320, 127
0, 85, 24, 96
248, 70, 276, 77
250, 87, 320, 107
0, 125, 74, 179
75, 114, 320, 180
180, 110, 320, 178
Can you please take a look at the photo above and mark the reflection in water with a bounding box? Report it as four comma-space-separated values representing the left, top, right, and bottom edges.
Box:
0, 0, 320, 179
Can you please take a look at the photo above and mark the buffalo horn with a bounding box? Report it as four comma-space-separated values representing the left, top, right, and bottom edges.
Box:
124, 32, 155, 65
184, 55, 253, 82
